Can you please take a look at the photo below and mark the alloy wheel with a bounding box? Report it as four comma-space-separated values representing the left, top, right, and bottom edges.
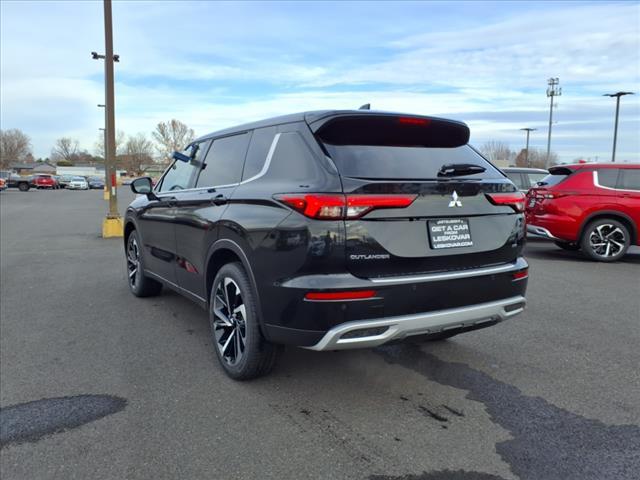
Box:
588, 224, 626, 258
126, 236, 140, 288
212, 278, 247, 365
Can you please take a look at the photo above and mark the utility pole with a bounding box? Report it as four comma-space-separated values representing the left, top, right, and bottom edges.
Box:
92, 0, 122, 237
603, 91, 634, 163
545, 77, 561, 168
520, 128, 536, 167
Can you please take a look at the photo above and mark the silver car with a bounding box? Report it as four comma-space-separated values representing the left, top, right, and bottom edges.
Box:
67, 176, 89, 190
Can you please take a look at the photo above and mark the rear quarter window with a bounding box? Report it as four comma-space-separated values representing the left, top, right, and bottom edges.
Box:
619, 169, 640, 191
596, 169, 620, 188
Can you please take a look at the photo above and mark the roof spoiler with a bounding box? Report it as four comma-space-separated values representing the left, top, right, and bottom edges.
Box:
308, 113, 470, 148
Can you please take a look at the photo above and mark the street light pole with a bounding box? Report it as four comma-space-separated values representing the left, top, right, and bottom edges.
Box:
603, 91, 634, 163
545, 77, 561, 168
92, 0, 122, 237
520, 128, 536, 167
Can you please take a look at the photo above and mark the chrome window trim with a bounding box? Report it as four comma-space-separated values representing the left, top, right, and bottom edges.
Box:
239, 133, 281, 185
151, 132, 281, 196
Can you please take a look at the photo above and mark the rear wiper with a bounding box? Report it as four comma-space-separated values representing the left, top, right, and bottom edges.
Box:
438, 163, 486, 177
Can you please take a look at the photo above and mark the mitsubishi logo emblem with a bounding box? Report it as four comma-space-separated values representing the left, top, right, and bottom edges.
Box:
448, 191, 462, 208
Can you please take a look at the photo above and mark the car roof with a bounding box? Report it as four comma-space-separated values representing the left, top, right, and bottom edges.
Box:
502, 167, 548, 173
551, 162, 640, 172
193, 109, 466, 143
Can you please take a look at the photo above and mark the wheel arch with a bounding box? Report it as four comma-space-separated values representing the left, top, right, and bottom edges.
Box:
204, 239, 264, 328
578, 210, 637, 244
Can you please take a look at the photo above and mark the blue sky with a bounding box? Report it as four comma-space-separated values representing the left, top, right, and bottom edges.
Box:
1, 0, 639, 162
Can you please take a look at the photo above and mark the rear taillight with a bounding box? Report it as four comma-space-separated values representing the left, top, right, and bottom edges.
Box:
485, 192, 526, 213
275, 194, 417, 220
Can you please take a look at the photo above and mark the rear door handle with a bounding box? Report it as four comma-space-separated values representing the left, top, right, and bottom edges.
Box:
212, 194, 227, 206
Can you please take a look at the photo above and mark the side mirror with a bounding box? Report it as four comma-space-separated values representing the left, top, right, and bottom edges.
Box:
172, 151, 191, 163
131, 177, 157, 200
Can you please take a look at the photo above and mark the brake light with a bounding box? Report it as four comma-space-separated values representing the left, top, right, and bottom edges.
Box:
485, 192, 526, 213
398, 117, 430, 126
275, 194, 417, 219
305, 290, 376, 301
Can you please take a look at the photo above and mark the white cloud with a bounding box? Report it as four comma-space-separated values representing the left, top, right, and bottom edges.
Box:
0, 1, 638, 162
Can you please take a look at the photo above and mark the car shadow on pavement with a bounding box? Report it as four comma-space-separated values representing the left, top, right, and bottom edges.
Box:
525, 247, 640, 264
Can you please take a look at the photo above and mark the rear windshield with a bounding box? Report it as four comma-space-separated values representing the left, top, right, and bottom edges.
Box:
323, 144, 502, 180
537, 172, 569, 187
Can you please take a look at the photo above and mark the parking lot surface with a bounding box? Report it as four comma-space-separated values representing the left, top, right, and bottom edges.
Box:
1, 188, 639, 480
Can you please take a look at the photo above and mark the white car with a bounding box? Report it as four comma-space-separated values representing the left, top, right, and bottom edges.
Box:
67, 176, 89, 190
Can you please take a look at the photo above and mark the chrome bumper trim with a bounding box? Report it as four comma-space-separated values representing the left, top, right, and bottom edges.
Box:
305, 296, 526, 351
527, 224, 558, 239
370, 257, 528, 285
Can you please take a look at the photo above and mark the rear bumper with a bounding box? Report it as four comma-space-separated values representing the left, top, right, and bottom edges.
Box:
527, 224, 559, 239
305, 295, 526, 351
261, 257, 528, 346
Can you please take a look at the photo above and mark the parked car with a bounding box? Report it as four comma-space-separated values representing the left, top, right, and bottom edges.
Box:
67, 176, 89, 190
6, 173, 33, 191
124, 110, 528, 380
33, 174, 57, 189
526, 163, 640, 261
502, 167, 548, 192
58, 175, 75, 189
0, 177, 6, 191
88, 176, 106, 189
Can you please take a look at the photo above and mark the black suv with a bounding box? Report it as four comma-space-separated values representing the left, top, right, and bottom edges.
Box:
125, 110, 528, 379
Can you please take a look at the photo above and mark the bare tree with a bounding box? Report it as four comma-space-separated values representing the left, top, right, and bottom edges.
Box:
51, 137, 79, 163
152, 119, 195, 162
94, 129, 126, 159
514, 148, 558, 169
0, 129, 32, 168
122, 133, 154, 175
479, 141, 514, 163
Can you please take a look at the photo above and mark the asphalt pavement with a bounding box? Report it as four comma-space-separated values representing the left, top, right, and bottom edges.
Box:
1, 188, 639, 480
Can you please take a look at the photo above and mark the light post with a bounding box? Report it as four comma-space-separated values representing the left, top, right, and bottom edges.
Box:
92, 0, 122, 237
546, 77, 561, 167
520, 128, 536, 167
603, 91, 634, 163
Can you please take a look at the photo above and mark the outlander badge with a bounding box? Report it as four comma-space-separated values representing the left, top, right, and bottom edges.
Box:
448, 191, 462, 208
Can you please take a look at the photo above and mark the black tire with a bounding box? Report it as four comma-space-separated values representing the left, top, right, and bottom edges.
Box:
126, 230, 162, 297
209, 262, 280, 380
554, 240, 580, 251
580, 218, 630, 262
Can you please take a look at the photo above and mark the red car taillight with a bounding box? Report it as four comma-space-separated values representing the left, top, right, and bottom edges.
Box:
485, 192, 526, 213
275, 194, 418, 219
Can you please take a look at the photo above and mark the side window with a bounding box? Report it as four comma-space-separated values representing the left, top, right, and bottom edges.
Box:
157, 143, 207, 193
527, 173, 547, 187
596, 169, 620, 189
505, 172, 526, 190
196, 133, 251, 188
267, 131, 319, 182
619, 169, 640, 191
241, 126, 277, 181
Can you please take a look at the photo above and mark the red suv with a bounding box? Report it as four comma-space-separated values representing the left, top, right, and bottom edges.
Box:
526, 163, 639, 261
34, 174, 57, 189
